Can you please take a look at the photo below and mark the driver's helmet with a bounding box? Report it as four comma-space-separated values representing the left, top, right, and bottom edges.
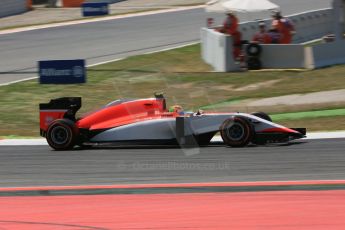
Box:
169, 105, 184, 114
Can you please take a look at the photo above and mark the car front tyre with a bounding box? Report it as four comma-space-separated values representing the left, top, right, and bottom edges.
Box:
220, 117, 254, 147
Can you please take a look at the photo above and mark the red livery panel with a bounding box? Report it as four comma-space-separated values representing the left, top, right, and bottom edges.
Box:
40, 110, 68, 132
77, 98, 168, 130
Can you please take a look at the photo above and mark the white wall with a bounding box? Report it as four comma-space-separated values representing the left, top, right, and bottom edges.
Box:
201, 28, 240, 72
260, 45, 306, 69
309, 40, 345, 68
0, 0, 28, 18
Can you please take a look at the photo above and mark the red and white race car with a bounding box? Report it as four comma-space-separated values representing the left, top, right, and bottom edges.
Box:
39, 94, 306, 150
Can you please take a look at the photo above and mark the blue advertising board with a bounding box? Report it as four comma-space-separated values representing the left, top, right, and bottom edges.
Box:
82, 2, 109, 17
39, 60, 86, 84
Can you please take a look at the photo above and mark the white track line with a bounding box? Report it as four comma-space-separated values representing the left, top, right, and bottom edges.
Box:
1, 41, 199, 86
1, 131, 345, 146
0, 139, 48, 146
0, 77, 38, 87
87, 41, 198, 67
305, 131, 345, 140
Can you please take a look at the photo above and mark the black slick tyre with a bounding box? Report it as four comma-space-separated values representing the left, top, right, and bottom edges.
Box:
247, 57, 262, 70
251, 112, 272, 122
46, 119, 79, 150
220, 117, 254, 147
246, 43, 262, 56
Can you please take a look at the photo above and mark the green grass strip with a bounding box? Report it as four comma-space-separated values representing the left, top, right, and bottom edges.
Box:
272, 108, 345, 121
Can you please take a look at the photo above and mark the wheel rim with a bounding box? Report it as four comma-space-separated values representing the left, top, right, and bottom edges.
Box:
50, 126, 70, 145
226, 122, 245, 141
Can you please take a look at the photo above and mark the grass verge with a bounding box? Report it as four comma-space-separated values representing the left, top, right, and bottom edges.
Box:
278, 116, 345, 132
0, 44, 345, 136
271, 109, 345, 121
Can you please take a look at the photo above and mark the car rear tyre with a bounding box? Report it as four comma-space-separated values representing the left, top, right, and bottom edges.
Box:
46, 119, 79, 150
251, 112, 272, 122
220, 117, 254, 147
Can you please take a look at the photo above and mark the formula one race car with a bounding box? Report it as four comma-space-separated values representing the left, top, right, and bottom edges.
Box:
39, 94, 306, 150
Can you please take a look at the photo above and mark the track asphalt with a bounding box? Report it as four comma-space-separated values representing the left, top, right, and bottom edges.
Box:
0, 138, 344, 188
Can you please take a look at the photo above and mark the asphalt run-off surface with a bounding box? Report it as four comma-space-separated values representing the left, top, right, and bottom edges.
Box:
0, 0, 331, 85
0, 138, 344, 188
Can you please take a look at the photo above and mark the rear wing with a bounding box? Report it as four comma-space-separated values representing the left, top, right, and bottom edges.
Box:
39, 97, 81, 136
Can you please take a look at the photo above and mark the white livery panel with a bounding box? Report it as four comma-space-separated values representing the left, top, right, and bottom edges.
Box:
90, 113, 282, 143
90, 118, 176, 142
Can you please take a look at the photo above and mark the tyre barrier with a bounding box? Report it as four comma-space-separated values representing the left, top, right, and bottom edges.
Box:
246, 43, 262, 70
247, 57, 262, 70
246, 43, 262, 56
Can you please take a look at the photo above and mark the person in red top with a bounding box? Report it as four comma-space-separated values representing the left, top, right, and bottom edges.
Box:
271, 11, 295, 44
252, 21, 272, 44
217, 11, 242, 59
221, 11, 239, 35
